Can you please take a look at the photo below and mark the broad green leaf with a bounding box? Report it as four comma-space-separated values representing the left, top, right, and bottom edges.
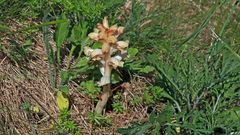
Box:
161, 91, 181, 112
134, 123, 153, 135
139, 65, 155, 73
157, 105, 174, 124
55, 13, 69, 64
118, 123, 152, 135
70, 21, 88, 43
70, 23, 82, 43
56, 90, 69, 111
92, 42, 102, 49
128, 48, 138, 59
128, 61, 142, 70
55, 13, 69, 48
111, 72, 122, 84
74, 57, 89, 68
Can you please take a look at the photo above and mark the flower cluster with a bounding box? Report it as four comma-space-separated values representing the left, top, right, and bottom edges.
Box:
84, 17, 128, 86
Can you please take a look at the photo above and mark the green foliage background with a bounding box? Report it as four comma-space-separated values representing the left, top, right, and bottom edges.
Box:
0, 0, 240, 134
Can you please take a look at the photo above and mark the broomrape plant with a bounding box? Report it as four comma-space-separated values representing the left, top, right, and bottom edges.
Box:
84, 17, 129, 114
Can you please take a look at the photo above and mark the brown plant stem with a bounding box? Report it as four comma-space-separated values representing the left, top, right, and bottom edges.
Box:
95, 43, 112, 114
95, 84, 112, 114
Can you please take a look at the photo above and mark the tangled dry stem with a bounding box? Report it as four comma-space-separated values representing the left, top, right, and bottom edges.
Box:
0, 29, 58, 134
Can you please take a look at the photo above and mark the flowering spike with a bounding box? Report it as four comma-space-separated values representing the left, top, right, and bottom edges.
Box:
103, 17, 109, 28
117, 41, 129, 50
84, 17, 129, 114
88, 32, 99, 41
109, 57, 124, 69
117, 27, 124, 35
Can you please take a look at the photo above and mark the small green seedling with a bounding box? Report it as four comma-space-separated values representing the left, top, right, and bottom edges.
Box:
87, 112, 112, 126
112, 102, 124, 113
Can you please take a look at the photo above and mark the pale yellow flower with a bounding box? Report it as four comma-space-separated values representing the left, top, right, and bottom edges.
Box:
116, 40, 129, 52
109, 57, 124, 69
85, 17, 129, 86
84, 46, 102, 61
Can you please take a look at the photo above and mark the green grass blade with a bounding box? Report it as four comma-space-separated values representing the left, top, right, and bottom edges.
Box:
55, 13, 69, 64
179, 1, 224, 46
1, 20, 67, 35
0, 24, 11, 32
42, 10, 57, 89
